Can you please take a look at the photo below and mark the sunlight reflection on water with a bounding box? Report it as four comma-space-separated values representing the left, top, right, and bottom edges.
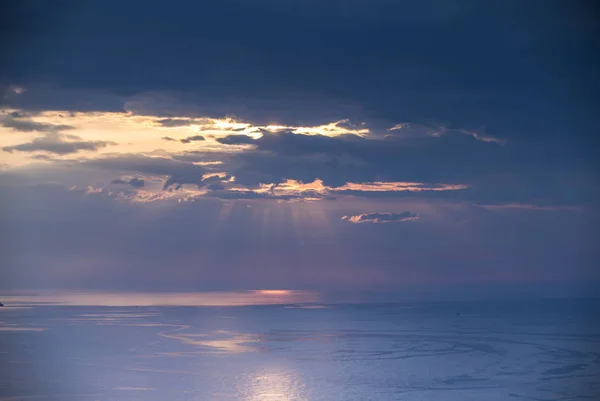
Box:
242, 368, 306, 401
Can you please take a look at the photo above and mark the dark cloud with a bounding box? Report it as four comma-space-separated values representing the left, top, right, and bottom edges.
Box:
21, 121, 576, 206
2, 88, 369, 130
216, 130, 504, 186
2, 116, 74, 132
213, 130, 599, 205
111, 177, 145, 188
343, 212, 419, 224
2, 134, 116, 155
1, 1, 596, 150
87, 154, 205, 175
0, 85, 126, 113
179, 135, 205, 144
205, 189, 333, 201
7, 111, 29, 118
155, 118, 195, 127
128, 178, 145, 188
85, 154, 207, 188
206, 183, 225, 191
216, 135, 258, 146
30, 154, 60, 162
162, 170, 227, 190
161, 134, 205, 144
82, 154, 224, 190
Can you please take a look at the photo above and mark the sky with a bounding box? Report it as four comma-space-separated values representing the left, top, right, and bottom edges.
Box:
0, 0, 598, 302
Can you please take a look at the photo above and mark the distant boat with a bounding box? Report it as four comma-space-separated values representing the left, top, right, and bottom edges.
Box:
0, 302, 4, 307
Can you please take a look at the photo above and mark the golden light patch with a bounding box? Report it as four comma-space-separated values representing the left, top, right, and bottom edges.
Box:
255, 290, 292, 296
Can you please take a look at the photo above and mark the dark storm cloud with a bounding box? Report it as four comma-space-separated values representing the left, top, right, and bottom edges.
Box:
111, 177, 145, 188
342, 212, 419, 224
1, 116, 74, 133
1, 1, 596, 149
216, 129, 598, 205
4, 1, 591, 100
2, 134, 116, 155
218, 128, 502, 159
216, 130, 502, 186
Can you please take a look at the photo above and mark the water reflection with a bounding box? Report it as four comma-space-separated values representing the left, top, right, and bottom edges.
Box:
160, 328, 259, 354
242, 368, 307, 401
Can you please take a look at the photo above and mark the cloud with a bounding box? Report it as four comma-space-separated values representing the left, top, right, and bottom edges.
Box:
342, 211, 419, 224
215, 129, 503, 189
40, 120, 562, 205
0, 106, 590, 206
29, 154, 68, 162
204, 188, 334, 201
206, 183, 225, 191
456, 127, 505, 145
476, 203, 582, 212
387, 122, 504, 144
83, 154, 210, 190
162, 170, 226, 190
111, 177, 145, 188
155, 118, 196, 127
2, 116, 74, 133
161, 134, 205, 144
179, 135, 205, 144
216, 135, 256, 146
2, 133, 116, 155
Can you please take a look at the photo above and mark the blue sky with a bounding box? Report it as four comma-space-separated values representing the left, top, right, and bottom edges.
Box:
0, 0, 598, 300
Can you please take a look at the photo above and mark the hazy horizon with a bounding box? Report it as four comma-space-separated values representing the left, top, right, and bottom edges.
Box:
1, 280, 599, 306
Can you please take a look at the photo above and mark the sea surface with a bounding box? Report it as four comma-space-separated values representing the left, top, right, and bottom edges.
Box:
1, 299, 599, 400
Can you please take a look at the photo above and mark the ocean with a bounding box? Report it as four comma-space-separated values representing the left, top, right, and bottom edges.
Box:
1, 299, 599, 400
